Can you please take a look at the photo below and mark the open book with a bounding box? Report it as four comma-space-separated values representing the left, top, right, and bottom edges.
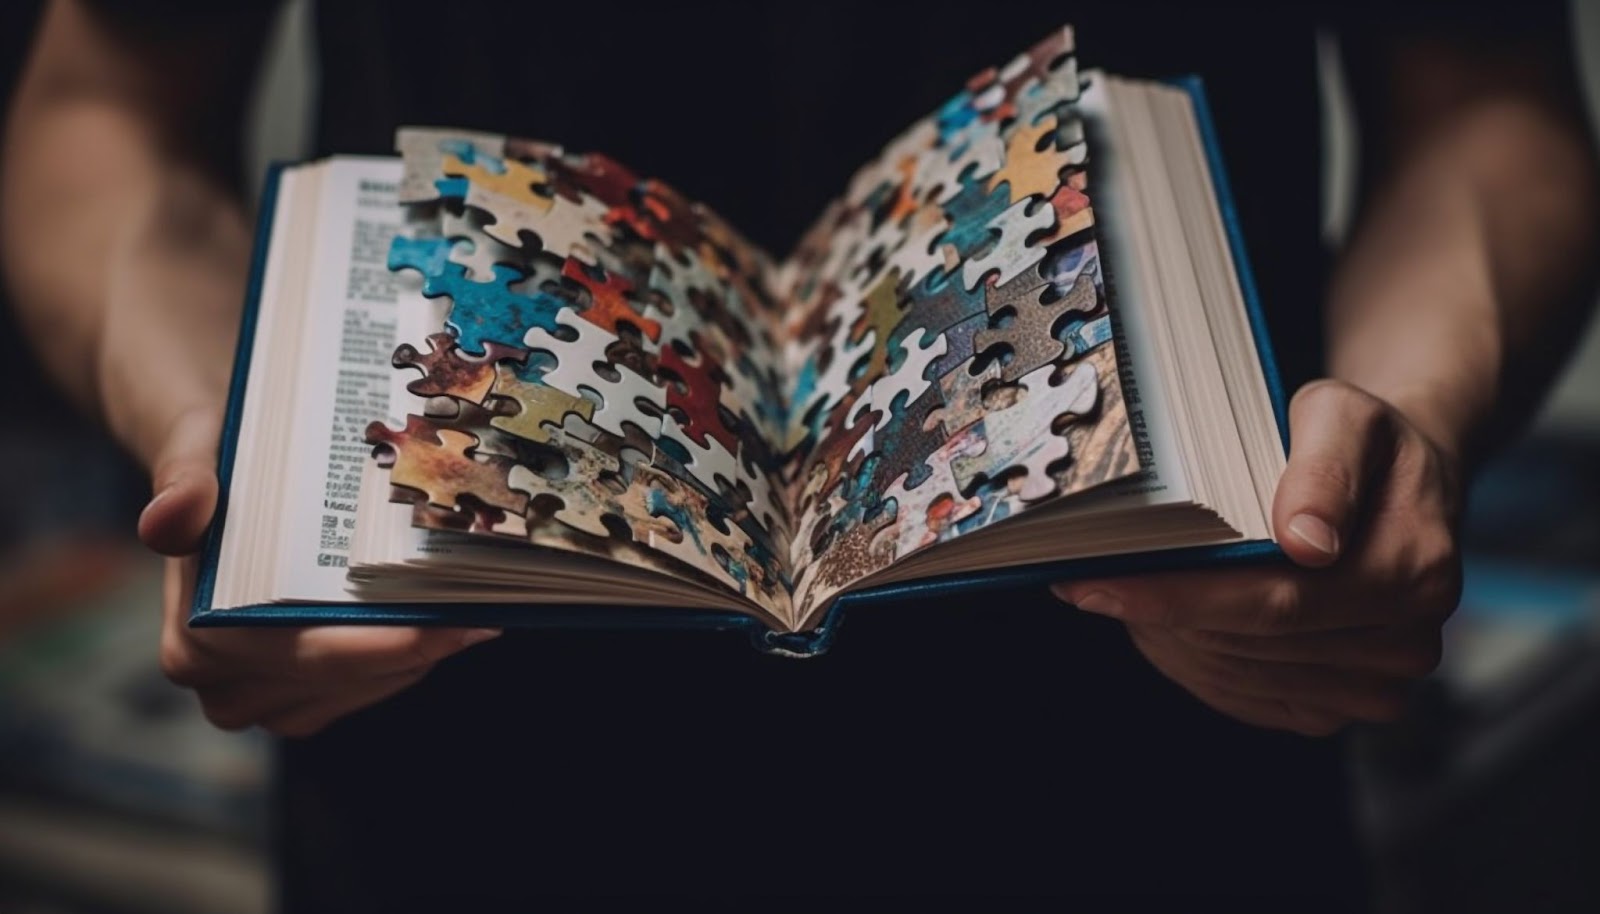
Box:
196, 27, 1288, 654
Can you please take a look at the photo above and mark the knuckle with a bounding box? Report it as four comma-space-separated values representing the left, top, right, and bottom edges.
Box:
1254, 581, 1306, 633
1391, 634, 1444, 679
1296, 457, 1360, 505
158, 635, 203, 688
1290, 378, 1348, 413
199, 698, 255, 732
1410, 536, 1463, 621
1292, 380, 1384, 427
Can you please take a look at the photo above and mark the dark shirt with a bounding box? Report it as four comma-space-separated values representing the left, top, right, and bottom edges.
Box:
280, 3, 1362, 907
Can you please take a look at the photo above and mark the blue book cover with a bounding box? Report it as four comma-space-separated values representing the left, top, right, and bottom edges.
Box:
191, 74, 1289, 657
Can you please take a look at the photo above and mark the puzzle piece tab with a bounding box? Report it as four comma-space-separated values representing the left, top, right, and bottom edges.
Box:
367, 415, 527, 515
972, 270, 1100, 383
949, 360, 1100, 500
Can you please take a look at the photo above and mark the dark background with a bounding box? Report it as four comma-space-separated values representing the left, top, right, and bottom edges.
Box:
0, 2, 1597, 911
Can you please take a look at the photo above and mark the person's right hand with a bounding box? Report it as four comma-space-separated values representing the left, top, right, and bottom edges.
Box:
113, 173, 499, 738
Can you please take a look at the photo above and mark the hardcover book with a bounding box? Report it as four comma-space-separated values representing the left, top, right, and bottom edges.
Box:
194, 27, 1289, 655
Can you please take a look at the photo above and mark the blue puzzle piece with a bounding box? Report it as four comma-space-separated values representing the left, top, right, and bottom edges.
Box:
867, 384, 947, 493
890, 268, 988, 363
434, 176, 470, 199
936, 91, 978, 144
422, 263, 567, 355
387, 236, 456, 279
438, 139, 506, 173
1061, 314, 1114, 357
647, 488, 698, 548
939, 169, 1012, 262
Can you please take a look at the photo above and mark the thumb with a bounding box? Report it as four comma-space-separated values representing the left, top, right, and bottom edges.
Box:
1272, 380, 1395, 568
138, 406, 223, 555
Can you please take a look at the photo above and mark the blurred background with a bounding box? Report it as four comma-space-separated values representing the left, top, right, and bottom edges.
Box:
0, 3, 1596, 912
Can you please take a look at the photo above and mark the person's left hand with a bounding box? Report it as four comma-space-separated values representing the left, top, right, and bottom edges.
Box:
1051, 380, 1465, 736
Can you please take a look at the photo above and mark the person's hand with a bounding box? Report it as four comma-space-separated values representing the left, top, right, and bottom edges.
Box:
110, 174, 498, 737
1052, 380, 1464, 736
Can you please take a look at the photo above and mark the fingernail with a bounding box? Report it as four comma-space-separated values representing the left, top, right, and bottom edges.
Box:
1288, 514, 1339, 556
460, 628, 502, 647
142, 485, 174, 516
1072, 591, 1123, 618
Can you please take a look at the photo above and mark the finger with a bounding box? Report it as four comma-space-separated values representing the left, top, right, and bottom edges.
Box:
194, 679, 311, 732
1128, 623, 1410, 724
1186, 680, 1348, 738
258, 667, 434, 739
138, 406, 223, 555
1171, 623, 1443, 679
197, 665, 431, 735
1127, 626, 1347, 737
1053, 568, 1387, 635
173, 624, 501, 685
1273, 380, 1397, 568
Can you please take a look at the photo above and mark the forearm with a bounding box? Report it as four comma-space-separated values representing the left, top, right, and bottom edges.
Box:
1327, 98, 1600, 474
2, 103, 240, 410
0, 0, 261, 439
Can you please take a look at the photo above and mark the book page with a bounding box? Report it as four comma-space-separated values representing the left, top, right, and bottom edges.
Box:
354, 132, 797, 622
773, 29, 1143, 619
1041, 73, 1193, 512
273, 158, 408, 601
345, 247, 760, 616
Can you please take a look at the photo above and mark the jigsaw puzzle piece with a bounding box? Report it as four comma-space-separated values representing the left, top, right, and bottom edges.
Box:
656, 342, 739, 452
409, 262, 566, 355
1062, 313, 1115, 359
791, 503, 897, 621
523, 308, 666, 440
620, 465, 762, 596
949, 360, 1100, 501
421, 394, 533, 462
789, 324, 876, 443
411, 496, 530, 540
440, 152, 554, 230
561, 257, 662, 342
973, 270, 1100, 382
936, 358, 1003, 435
998, 25, 1081, 107
366, 415, 527, 515
869, 327, 947, 430
878, 428, 986, 559
505, 432, 624, 541
440, 210, 532, 281
388, 236, 458, 282
485, 361, 596, 444
395, 127, 505, 204
1035, 172, 1094, 245
393, 332, 524, 402
793, 389, 874, 512
986, 114, 1082, 206
1040, 237, 1101, 297
938, 169, 1014, 264
656, 413, 740, 502
866, 383, 948, 494
960, 196, 1056, 292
